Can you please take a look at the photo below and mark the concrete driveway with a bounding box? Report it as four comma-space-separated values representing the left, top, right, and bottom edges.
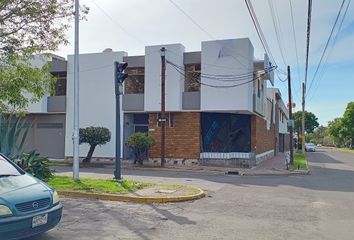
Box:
28, 148, 354, 240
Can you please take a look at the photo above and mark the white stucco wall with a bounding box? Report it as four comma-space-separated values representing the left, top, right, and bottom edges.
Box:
278, 100, 289, 134
267, 88, 289, 134
144, 44, 185, 112
200, 38, 255, 112
65, 51, 127, 158
26, 54, 52, 113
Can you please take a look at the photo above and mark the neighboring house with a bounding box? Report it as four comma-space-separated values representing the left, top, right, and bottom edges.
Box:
23, 38, 289, 167
122, 38, 287, 167
267, 88, 290, 154
65, 50, 126, 161
24, 54, 67, 159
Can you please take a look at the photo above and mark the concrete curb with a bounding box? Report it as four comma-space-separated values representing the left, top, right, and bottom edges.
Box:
57, 188, 206, 203
240, 169, 311, 176
122, 166, 226, 175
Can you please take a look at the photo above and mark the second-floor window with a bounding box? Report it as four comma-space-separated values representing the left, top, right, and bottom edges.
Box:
124, 68, 144, 94
184, 64, 201, 92
52, 72, 66, 96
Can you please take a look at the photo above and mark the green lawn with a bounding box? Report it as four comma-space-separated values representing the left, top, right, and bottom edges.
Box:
48, 176, 151, 194
291, 152, 308, 170
336, 148, 354, 153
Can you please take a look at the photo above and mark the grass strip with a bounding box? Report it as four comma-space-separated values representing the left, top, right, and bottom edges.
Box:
291, 152, 308, 170
48, 176, 200, 195
336, 148, 354, 153
48, 176, 152, 194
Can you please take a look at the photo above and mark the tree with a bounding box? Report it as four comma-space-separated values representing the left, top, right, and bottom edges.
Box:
293, 111, 319, 135
312, 125, 328, 144
0, 0, 88, 111
341, 102, 354, 148
328, 118, 346, 147
79, 127, 111, 163
0, 56, 55, 111
125, 132, 155, 165
0, 0, 89, 57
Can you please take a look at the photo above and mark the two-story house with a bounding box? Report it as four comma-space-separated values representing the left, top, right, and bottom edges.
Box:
24, 38, 289, 168
122, 38, 282, 167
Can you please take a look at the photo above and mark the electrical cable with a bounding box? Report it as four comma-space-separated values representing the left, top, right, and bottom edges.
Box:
245, 0, 277, 67
167, 0, 214, 39
268, 0, 287, 67
289, 0, 302, 97
167, 59, 274, 88
166, 60, 276, 81
307, 0, 351, 103
91, 0, 145, 45
306, 0, 348, 98
167, 0, 252, 69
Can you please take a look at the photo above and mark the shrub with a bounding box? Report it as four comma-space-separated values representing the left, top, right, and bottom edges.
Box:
15, 150, 53, 181
79, 126, 111, 163
125, 132, 154, 165
0, 112, 31, 158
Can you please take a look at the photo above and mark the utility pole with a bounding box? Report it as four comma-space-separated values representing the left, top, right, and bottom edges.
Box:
287, 66, 294, 166
72, 0, 80, 180
160, 47, 166, 167
301, 82, 306, 154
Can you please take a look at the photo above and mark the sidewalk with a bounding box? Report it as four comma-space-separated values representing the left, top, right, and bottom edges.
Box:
54, 152, 307, 177
241, 152, 290, 176
121, 152, 296, 176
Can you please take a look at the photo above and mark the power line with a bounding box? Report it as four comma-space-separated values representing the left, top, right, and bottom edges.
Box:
167, 0, 257, 70
167, 0, 214, 39
268, 0, 287, 66
166, 59, 276, 82
244, 0, 277, 68
289, 0, 302, 98
90, 0, 145, 45
306, 0, 348, 98
167, 59, 275, 88
170, 63, 261, 88
307, 0, 351, 102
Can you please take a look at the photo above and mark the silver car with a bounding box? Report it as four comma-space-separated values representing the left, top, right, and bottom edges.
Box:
305, 143, 316, 152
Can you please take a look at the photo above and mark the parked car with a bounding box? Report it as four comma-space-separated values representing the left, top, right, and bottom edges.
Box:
0, 153, 62, 240
305, 143, 316, 152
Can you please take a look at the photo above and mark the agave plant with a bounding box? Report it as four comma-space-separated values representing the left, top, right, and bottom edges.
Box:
0, 111, 31, 158
15, 150, 54, 181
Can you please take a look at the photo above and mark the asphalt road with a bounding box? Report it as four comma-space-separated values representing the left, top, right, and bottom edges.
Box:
28, 148, 354, 240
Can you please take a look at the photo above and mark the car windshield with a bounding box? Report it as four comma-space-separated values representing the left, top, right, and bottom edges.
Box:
307, 143, 315, 147
0, 155, 22, 177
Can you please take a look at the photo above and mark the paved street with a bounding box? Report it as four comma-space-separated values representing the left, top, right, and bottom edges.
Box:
29, 148, 354, 240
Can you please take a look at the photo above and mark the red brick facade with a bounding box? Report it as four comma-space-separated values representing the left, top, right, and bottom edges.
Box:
251, 115, 276, 154
148, 112, 200, 159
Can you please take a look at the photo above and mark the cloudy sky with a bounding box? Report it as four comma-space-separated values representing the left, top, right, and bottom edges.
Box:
57, 0, 354, 126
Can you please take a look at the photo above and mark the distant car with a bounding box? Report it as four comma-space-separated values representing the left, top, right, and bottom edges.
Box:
305, 143, 316, 152
317, 144, 322, 147
0, 154, 62, 240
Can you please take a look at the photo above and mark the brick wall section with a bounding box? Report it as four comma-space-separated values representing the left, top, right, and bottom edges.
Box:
251, 115, 276, 154
148, 112, 200, 159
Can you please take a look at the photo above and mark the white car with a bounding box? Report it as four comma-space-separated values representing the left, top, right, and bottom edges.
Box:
305, 143, 316, 152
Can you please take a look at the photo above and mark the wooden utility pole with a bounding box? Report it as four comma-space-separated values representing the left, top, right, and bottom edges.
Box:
287, 66, 294, 165
301, 82, 306, 154
160, 47, 166, 167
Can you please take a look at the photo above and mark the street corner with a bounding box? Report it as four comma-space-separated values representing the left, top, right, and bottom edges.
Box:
57, 185, 205, 204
